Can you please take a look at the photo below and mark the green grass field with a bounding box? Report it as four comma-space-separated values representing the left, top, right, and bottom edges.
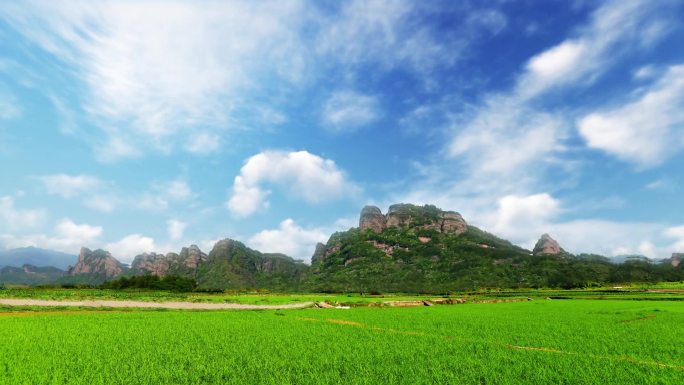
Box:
1, 299, 683, 384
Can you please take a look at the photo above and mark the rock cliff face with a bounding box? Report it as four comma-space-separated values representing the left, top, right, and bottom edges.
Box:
533, 234, 563, 256
670, 253, 683, 267
198, 239, 308, 290
180, 245, 206, 269
310, 242, 327, 265
131, 253, 172, 276
132, 245, 207, 277
359, 206, 387, 233
359, 203, 467, 235
68, 247, 125, 279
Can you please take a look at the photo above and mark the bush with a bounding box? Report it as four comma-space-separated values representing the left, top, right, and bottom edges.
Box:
101, 275, 197, 292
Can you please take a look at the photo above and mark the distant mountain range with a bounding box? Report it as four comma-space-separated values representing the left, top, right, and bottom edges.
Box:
0, 247, 75, 270
1, 203, 682, 290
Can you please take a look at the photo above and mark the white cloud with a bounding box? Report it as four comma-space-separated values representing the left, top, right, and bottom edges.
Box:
137, 179, 196, 211
664, 226, 684, 252
37, 174, 104, 198
519, 0, 671, 98
186, 132, 221, 155
526, 41, 585, 87
549, 220, 665, 258
443, 0, 673, 202
0, 196, 45, 231
105, 234, 157, 262
0, 1, 308, 159
315, 1, 501, 75
491, 194, 561, 242
450, 98, 565, 177
227, 150, 358, 217
0, 218, 102, 254
83, 195, 118, 213
55, 218, 102, 245
248, 218, 328, 260
578, 65, 684, 167
322, 91, 379, 131
167, 219, 186, 241
633, 65, 657, 80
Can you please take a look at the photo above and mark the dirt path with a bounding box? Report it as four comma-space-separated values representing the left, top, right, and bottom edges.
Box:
0, 298, 314, 310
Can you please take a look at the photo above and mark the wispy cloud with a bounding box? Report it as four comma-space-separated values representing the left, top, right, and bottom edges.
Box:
322, 90, 379, 131
37, 174, 104, 198
0, 1, 309, 159
0, 86, 21, 120
579, 65, 684, 167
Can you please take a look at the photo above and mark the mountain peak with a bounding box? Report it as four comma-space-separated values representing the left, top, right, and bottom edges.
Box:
359, 203, 467, 235
533, 234, 564, 256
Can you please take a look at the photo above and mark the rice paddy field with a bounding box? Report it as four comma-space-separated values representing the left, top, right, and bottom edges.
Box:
0, 295, 683, 384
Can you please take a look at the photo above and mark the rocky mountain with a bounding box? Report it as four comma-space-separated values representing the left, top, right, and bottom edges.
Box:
310, 203, 540, 292
0, 264, 65, 285
0, 246, 76, 270
127, 241, 307, 290
668, 253, 682, 267
4, 202, 683, 291
532, 234, 564, 256
360, 204, 467, 234
63, 247, 128, 284
195, 239, 308, 290
131, 245, 207, 278
308, 203, 684, 292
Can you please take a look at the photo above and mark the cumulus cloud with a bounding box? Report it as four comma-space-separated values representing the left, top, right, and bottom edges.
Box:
0, 218, 102, 253
0, 196, 45, 231
54, 218, 102, 246
578, 65, 684, 167
105, 234, 157, 262
167, 219, 186, 241
322, 91, 379, 131
227, 150, 358, 217
248, 218, 329, 260
491, 194, 561, 242
37, 174, 104, 198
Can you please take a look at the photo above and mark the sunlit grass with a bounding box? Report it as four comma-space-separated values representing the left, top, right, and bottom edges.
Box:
0, 300, 682, 384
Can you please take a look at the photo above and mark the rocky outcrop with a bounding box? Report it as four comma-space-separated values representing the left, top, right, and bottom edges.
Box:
439, 211, 467, 234
670, 253, 683, 267
68, 247, 125, 279
358, 203, 468, 235
310, 242, 327, 264
179, 245, 206, 269
132, 245, 208, 277
359, 206, 387, 233
131, 253, 172, 276
533, 234, 563, 256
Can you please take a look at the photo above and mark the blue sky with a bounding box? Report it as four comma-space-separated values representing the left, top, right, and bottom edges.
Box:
1, 0, 684, 263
